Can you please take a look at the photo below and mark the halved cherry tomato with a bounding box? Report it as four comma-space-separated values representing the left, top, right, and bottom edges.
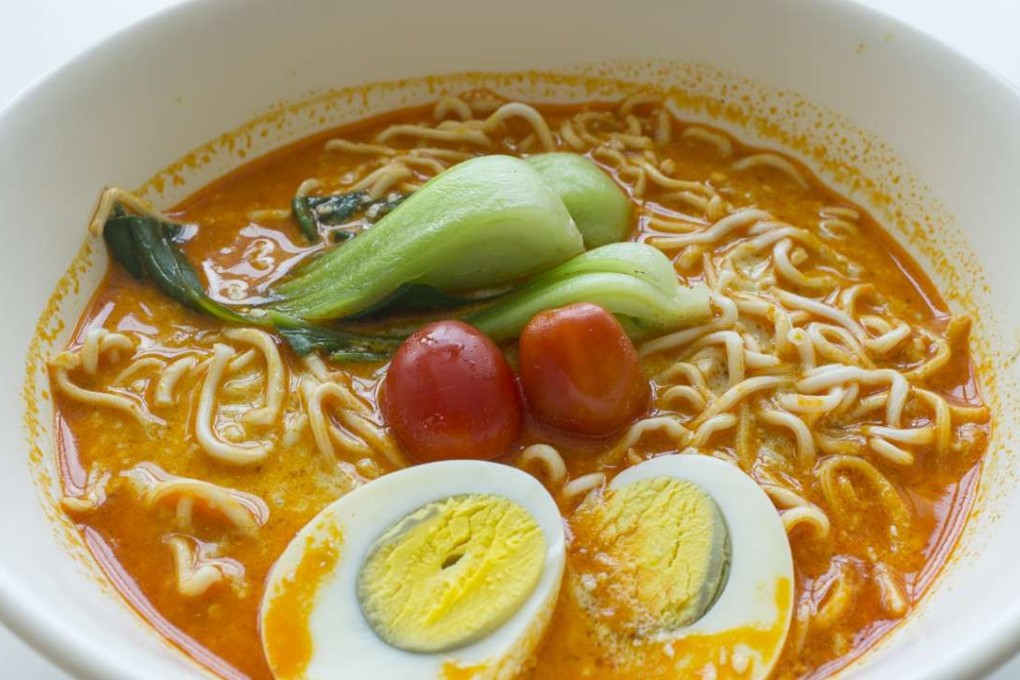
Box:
519, 303, 649, 436
382, 320, 522, 463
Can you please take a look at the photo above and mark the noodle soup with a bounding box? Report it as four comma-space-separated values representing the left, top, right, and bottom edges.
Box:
48, 90, 989, 679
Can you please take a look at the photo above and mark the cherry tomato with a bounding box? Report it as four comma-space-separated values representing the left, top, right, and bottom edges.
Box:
382, 320, 522, 463
519, 303, 649, 436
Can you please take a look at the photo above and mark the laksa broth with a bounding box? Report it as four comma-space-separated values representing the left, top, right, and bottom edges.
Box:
47, 89, 988, 680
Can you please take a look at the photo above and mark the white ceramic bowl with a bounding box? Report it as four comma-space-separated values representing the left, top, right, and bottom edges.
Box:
2, 0, 1019, 678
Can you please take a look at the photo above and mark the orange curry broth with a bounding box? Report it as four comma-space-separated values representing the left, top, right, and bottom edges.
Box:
261, 526, 343, 679
52, 98, 988, 680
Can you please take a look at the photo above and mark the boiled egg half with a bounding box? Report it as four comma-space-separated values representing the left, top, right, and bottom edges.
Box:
567, 454, 794, 679
260, 460, 565, 679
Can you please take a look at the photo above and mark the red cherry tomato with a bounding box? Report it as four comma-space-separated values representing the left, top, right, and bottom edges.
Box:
519, 303, 649, 436
382, 320, 522, 463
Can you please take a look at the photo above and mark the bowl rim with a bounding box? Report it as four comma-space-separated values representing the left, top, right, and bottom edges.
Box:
3, 0, 1020, 678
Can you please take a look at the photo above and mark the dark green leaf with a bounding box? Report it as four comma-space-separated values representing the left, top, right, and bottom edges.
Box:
343, 283, 501, 321
363, 193, 406, 221
330, 350, 394, 363
102, 207, 146, 280
269, 311, 402, 360
100, 202, 408, 363
291, 195, 320, 242
290, 191, 404, 243
329, 229, 356, 244
309, 192, 369, 226
291, 192, 367, 243
102, 210, 251, 325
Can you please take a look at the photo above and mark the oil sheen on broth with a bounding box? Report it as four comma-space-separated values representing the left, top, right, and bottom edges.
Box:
49, 90, 990, 679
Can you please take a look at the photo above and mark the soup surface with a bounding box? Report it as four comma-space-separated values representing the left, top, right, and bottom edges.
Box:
49, 90, 989, 679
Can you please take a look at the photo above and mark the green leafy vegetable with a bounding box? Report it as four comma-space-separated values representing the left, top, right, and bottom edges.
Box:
102, 206, 146, 279
343, 283, 497, 320
465, 242, 711, 341
269, 155, 584, 322
102, 207, 256, 326
526, 153, 632, 248
268, 312, 401, 362
292, 191, 406, 243
101, 201, 402, 361
98, 168, 706, 365
292, 192, 364, 241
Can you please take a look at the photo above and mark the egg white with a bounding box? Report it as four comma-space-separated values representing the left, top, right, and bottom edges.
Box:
261, 460, 566, 680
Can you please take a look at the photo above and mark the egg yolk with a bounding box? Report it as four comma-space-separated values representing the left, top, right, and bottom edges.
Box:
357, 494, 545, 652
573, 476, 730, 635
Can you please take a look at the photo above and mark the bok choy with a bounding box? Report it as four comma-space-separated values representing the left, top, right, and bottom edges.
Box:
100, 201, 398, 360
526, 153, 632, 248
96, 148, 707, 365
268, 155, 584, 322
466, 242, 711, 340
102, 207, 254, 326
291, 191, 405, 243
268, 312, 402, 362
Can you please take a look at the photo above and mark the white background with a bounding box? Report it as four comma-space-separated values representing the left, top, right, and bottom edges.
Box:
1, 0, 1019, 677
